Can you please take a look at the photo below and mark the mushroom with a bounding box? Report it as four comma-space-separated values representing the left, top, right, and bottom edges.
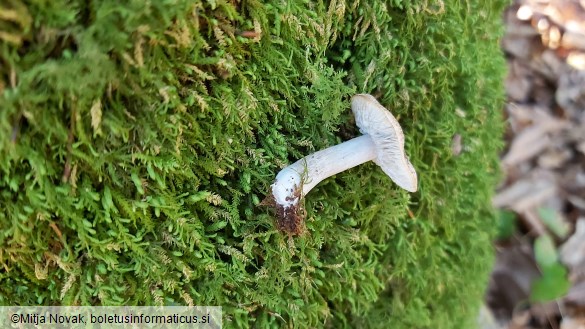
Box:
271, 94, 418, 234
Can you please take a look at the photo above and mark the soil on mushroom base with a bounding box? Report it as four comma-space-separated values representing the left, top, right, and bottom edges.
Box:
261, 185, 306, 236
275, 202, 305, 236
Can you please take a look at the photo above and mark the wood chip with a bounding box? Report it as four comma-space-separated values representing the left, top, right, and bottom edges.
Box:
560, 218, 585, 269
503, 35, 543, 59
564, 282, 585, 308
538, 148, 572, 168
520, 209, 549, 236
562, 31, 585, 50
493, 175, 557, 211
568, 195, 585, 210
506, 104, 554, 131
505, 61, 534, 102
503, 131, 550, 167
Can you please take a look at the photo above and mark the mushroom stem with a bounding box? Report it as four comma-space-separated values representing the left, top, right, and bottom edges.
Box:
272, 135, 377, 208
271, 93, 418, 235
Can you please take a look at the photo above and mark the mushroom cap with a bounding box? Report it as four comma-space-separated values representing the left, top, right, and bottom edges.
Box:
351, 94, 418, 192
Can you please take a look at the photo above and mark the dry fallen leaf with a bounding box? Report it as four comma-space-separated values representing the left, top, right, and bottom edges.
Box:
90, 99, 102, 135
561, 317, 585, 329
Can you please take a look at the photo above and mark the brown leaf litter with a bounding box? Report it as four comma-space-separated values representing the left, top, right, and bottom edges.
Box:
487, 0, 585, 328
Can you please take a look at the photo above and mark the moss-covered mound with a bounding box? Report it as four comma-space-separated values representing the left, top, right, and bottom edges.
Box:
0, 0, 506, 328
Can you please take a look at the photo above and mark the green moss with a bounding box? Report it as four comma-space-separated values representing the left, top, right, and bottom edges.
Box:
0, 0, 506, 328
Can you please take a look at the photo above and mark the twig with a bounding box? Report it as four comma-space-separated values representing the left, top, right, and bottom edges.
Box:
519, 209, 548, 237
62, 102, 76, 183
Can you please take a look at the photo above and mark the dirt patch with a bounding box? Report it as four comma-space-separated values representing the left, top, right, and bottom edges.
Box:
261, 184, 306, 236
275, 202, 305, 236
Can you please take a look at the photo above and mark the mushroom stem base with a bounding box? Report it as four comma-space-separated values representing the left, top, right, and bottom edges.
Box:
275, 203, 304, 235
271, 135, 377, 233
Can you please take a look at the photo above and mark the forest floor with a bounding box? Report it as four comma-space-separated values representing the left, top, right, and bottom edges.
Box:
485, 1, 585, 328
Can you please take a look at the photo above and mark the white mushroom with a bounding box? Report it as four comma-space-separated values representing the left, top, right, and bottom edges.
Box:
271, 94, 418, 234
